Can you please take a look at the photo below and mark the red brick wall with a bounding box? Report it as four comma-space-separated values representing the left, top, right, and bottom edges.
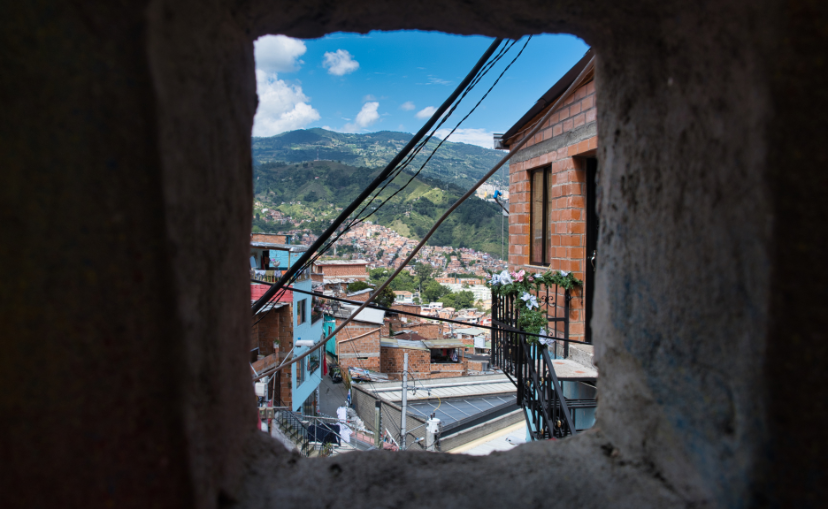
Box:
380, 347, 431, 380
346, 291, 370, 302
405, 322, 443, 339
428, 361, 467, 378
505, 78, 596, 342
391, 303, 421, 315
251, 305, 292, 357
251, 233, 289, 244
318, 264, 368, 279
335, 318, 381, 371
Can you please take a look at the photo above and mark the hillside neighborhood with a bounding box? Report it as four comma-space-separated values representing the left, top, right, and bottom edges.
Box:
251, 51, 600, 457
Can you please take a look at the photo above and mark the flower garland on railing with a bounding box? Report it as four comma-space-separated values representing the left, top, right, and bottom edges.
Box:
487, 269, 583, 344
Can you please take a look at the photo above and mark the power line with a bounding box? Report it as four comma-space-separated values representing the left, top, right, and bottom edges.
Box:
251, 38, 505, 316
250, 39, 512, 328
255, 55, 596, 378
256, 281, 589, 344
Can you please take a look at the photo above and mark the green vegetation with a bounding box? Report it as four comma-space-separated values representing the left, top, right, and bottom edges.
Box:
252, 159, 508, 256
346, 281, 395, 308
423, 280, 451, 302
439, 290, 476, 310
252, 128, 507, 188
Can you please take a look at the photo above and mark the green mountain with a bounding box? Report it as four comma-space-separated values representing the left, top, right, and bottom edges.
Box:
252, 128, 507, 188
252, 160, 508, 257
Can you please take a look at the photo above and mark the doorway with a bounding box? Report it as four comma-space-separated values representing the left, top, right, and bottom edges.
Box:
584, 158, 598, 344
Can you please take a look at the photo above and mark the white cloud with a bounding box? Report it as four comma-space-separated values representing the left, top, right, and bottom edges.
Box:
415, 106, 437, 119
343, 102, 380, 132
363, 94, 377, 102
400, 101, 415, 111
253, 70, 320, 137
254, 35, 307, 74
323, 49, 359, 76
434, 128, 496, 149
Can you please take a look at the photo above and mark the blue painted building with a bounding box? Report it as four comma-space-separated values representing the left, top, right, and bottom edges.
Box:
251, 239, 325, 415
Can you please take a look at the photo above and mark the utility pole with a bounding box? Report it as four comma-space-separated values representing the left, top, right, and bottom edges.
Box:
400, 352, 408, 450
374, 400, 382, 449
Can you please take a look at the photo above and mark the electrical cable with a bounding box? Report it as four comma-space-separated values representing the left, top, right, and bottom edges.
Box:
252, 38, 504, 316
250, 39, 514, 327
250, 281, 591, 346
256, 56, 596, 377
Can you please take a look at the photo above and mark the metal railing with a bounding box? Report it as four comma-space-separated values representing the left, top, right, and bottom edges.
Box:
491, 284, 580, 440
269, 408, 374, 456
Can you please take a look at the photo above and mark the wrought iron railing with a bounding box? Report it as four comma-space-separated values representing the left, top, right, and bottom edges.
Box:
491, 284, 580, 440
271, 408, 373, 456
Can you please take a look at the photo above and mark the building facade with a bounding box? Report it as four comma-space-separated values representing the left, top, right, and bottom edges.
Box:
498, 51, 597, 344
251, 238, 325, 414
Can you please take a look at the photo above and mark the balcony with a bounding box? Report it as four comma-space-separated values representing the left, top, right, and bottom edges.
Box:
491, 281, 597, 440
250, 267, 309, 284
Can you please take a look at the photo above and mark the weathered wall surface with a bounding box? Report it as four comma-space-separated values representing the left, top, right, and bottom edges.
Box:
1, 0, 826, 508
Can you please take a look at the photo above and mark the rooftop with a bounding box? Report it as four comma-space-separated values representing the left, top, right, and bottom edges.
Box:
250, 241, 309, 252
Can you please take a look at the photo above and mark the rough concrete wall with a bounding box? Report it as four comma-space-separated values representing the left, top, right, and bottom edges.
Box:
2, 0, 826, 508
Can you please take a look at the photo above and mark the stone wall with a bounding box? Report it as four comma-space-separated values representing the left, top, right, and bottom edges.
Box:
2, 1, 827, 508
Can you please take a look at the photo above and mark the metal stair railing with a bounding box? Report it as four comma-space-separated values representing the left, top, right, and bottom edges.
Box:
491, 284, 579, 439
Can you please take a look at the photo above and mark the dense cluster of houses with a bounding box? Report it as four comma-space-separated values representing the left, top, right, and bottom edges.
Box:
249, 233, 495, 417
250, 52, 600, 443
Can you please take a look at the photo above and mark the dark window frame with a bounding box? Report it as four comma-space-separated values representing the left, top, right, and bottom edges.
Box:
296, 298, 306, 325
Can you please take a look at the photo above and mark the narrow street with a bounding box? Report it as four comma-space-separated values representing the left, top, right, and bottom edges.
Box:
318, 364, 349, 417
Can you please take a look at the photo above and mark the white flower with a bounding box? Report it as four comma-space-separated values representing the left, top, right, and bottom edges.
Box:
538, 328, 556, 347
521, 292, 539, 310
499, 270, 513, 285
559, 270, 570, 277
490, 274, 501, 286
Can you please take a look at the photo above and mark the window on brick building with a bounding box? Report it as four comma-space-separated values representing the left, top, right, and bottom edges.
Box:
530, 167, 554, 265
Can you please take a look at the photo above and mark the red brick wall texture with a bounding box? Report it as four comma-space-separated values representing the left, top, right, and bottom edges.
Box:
335, 318, 381, 372
317, 264, 368, 278
506, 78, 596, 342
380, 347, 431, 380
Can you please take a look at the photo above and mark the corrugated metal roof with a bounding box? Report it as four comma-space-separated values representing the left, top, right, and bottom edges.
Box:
423, 339, 468, 349
337, 304, 385, 325
380, 338, 428, 350
250, 241, 309, 252
371, 380, 516, 403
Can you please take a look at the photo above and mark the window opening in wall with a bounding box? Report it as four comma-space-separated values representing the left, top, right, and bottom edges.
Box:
530, 167, 551, 265
296, 299, 306, 325
249, 30, 592, 455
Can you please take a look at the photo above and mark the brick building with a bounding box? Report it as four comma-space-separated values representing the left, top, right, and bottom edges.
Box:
497, 50, 597, 343
250, 232, 292, 245
313, 260, 369, 280
250, 285, 294, 407
334, 305, 385, 372
380, 333, 468, 380
380, 334, 432, 380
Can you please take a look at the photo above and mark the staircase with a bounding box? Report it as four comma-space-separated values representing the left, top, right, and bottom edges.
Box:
491, 286, 597, 440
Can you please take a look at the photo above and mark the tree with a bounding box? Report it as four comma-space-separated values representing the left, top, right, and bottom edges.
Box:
347, 281, 371, 293
369, 268, 389, 281
423, 280, 451, 303
374, 286, 396, 308
440, 290, 475, 310
346, 281, 394, 308
414, 262, 434, 291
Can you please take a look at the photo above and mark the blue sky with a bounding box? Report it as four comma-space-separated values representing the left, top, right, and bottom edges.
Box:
253, 31, 589, 148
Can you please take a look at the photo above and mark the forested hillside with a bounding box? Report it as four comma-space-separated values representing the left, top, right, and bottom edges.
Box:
252, 128, 507, 188
252, 160, 508, 256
